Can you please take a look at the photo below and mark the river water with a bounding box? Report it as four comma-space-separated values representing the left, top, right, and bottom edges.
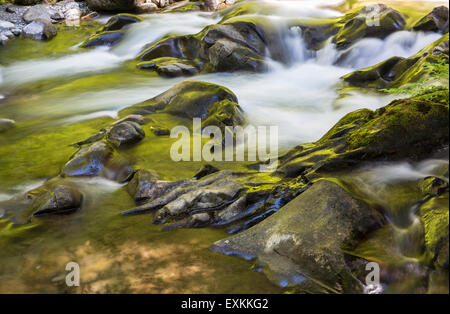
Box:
0, 0, 448, 293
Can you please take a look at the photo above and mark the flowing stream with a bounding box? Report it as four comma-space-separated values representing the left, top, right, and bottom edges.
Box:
0, 0, 448, 293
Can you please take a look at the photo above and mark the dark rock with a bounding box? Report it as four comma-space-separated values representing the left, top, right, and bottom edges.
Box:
86, 0, 137, 12
412, 6, 449, 34
106, 121, 145, 148
0, 118, 15, 133
213, 180, 385, 293
32, 183, 83, 217
138, 57, 199, 77
126, 169, 184, 204
341, 34, 449, 89
332, 4, 406, 49
149, 125, 170, 136
81, 30, 124, 48
193, 164, 219, 180
102, 13, 142, 32
137, 16, 293, 73
275, 90, 449, 177
13, 0, 42, 5
207, 39, 266, 72
121, 170, 244, 217
61, 140, 132, 182
121, 80, 240, 121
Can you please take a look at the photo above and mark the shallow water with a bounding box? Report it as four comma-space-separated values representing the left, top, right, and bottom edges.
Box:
0, 0, 448, 293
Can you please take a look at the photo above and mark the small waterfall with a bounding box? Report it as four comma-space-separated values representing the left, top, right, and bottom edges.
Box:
348, 159, 449, 258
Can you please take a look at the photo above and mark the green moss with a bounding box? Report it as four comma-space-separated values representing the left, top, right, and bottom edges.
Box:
346, 89, 450, 150
0, 118, 112, 190
419, 193, 449, 253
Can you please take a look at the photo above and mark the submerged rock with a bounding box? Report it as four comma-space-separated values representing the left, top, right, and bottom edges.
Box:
0, 178, 83, 224
0, 118, 15, 133
82, 13, 142, 48
32, 183, 83, 217
213, 180, 385, 293
86, 0, 138, 12
126, 169, 182, 203
61, 140, 133, 182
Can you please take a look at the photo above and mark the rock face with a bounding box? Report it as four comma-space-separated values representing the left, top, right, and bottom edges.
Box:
274, 90, 449, 178
213, 180, 385, 293
342, 34, 449, 89
412, 6, 449, 34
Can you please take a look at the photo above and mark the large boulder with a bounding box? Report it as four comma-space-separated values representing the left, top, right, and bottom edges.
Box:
213, 180, 385, 293
274, 89, 449, 178
136, 16, 293, 75
332, 4, 406, 49
120, 81, 245, 127
412, 6, 449, 34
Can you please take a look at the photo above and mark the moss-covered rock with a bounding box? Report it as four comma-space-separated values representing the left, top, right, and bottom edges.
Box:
275, 90, 449, 177
31, 181, 83, 217
332, 4, 406, 50
137, 15, 293, 75
137, 57, 199, 77
342, 34, 449, 89
82, 13, 142, 48
412, 6, 449, 34
0, 177, 83, 224
120, 80, 244, 125
61, 140, 133, 182
213, 180, 385, 293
